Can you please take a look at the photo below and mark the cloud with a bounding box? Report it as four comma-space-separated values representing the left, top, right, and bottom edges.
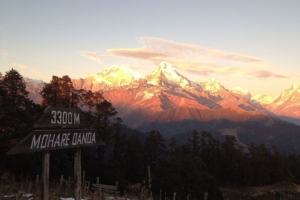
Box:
138, 37, 265, 64
12, 63, 39, 75
107, 48, 167, 60
80, 51, 99, 61
248, 70, 288, 79
0, 51, 9, 58
106, 47, 287, 79
82, 36, 288, 80
79, 51, 113, 64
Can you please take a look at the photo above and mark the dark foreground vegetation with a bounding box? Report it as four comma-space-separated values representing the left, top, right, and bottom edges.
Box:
2, 69, 300, 200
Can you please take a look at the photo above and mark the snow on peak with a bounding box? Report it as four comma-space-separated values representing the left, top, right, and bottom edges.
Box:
292, 83, 300, 91
146, 62, 197, 89
231, 86, 250, 95
91, 65, 143, 87
251, 94, 276, 105
272, 83, 300, 104
204, 78, 224, 93
231, 86, 251, 100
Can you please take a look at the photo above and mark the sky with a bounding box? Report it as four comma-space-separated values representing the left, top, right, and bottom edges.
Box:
0, 0, 299, 96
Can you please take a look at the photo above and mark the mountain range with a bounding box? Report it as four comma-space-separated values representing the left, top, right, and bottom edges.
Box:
24, 62, 300, 154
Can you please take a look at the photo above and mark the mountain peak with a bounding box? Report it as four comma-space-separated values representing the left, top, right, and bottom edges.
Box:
146, 62, 197, 89
157, 61, 175, 71
231, 86, 249, 95
152, 62, 178, 77
90, 65, 143, 87
204, 78, 224, 93
231, 86, 251, 100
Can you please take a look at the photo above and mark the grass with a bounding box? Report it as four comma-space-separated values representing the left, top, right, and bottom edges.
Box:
0, 173, 153, 200
221, 181, 300, 200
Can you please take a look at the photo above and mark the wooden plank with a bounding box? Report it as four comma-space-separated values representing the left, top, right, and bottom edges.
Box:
91, 184, 118, 190
7, 129, 105, 154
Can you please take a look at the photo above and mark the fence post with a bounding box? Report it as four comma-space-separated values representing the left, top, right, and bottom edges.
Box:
60, 175, 64, 188
173, 192, 176, 200
36, 175, 39, 186
82, 171, 85, 187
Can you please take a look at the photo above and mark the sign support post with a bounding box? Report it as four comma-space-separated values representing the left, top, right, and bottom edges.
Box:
74, 148, 81, 200
42, 151, 50, 200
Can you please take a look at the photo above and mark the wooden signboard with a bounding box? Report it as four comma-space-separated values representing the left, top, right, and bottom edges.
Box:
7, 106, 104, 200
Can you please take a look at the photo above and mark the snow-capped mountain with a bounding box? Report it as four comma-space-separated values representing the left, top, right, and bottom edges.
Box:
251, 94, 277, 105
24, 62, 300, 127
145, 62, 200, 90
72, 65, 143, 91
231, 86, 251, 100
261, 83, 300, 119
71, 63, 266, 126
201, 78, 225, 93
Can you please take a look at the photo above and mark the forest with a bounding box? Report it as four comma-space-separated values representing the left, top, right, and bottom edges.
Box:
1, 69, 300, 200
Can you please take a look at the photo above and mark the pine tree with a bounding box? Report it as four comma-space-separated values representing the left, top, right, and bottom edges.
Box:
0, 69, 41, 174
40, 75, 80, 108
144, 130, 166, 169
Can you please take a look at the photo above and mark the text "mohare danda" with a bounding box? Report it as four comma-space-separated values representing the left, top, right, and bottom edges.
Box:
30, 132, 96, 149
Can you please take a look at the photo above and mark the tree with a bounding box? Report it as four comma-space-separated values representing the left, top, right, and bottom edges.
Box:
169, 136, 177, 160
113, 117, 123, 160
124, 133, 144, 183
92, 100, 117, 178
0, 69, 41, 175
40, 75, 80, 108
199, 131, 221, 179
144, 130, 166, 169
220, 135, 243, 185
188, 130, 200, 156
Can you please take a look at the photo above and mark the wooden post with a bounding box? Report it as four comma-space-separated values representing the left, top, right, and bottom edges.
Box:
82, 171, 85, 188
41, 151, 50, 200
159, 189, 162, 200
74, 148, 81, 200
36, 175, 39, 186
204, 192, 208, 200
173, 192, 176, 200
68, 176, 71, 190
60, 175, 64, 188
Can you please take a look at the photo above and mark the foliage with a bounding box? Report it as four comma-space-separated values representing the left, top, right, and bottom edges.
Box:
0, 69, 42, 175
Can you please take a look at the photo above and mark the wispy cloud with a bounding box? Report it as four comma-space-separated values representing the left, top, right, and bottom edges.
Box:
12, 63, 39, 75
248, 70, 288, 79
81, 37, 289, 80
107, 48, 167, 60
79, 51, 113, 64
0, 51, 9, 58
138, 37, 265, 64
